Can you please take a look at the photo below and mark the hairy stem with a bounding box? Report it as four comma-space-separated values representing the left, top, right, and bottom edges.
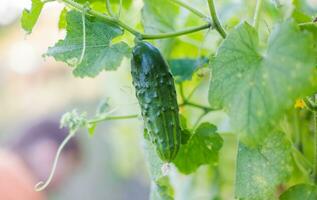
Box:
253, 0, 263, 30
207, 0, 226, 38
88, 114, 139, 124
299, 21, 317, 27
171, 0, 208, 19
141, 23, 212, 40
61, 0, 211, 40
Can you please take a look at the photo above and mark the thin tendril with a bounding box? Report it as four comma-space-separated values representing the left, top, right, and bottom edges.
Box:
34, 130, 76, 191
118, 0, 122, 18
77, 8, 87, 65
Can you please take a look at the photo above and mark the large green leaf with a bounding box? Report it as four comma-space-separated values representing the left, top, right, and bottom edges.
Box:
21, 0, 44, 33
141, 0, 178, 33
141, 0, 179, 56
208, 21, 316, 142
280, 184, 317, 200
235, 131, 292, 200
173, 123, 223, 174
47, 11, 130, 78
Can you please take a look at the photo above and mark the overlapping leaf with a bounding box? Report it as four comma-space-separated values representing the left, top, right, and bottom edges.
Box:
168, 58, 208, 83
142, 0, 179, 56
21, 0, 44, 33
280, 184, 317, 200
236, 131, 292, 200
208, 21, 316, 141
47, 11, 130, 77
173, 123, 223, 174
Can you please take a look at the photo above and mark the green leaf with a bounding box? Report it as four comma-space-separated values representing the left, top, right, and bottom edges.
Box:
293, 0, 317, 17
280, 184, 317, 200
21, 0, 44, 33
142, 0, 179, 34
235, 131, 292, 200
292, 0, 317, 46
58, 7, 68, 30
150, 176, 174, 200
208, 21, 316, 142
141, 0, 179, 56
47, 10, 130, 78
87, 123, 97, 136
173, 123, 223, 174
144, 139, 174, 200
168, 58, 208, 83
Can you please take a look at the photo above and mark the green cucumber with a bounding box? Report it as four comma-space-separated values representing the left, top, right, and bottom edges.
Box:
131, 41, 182, 162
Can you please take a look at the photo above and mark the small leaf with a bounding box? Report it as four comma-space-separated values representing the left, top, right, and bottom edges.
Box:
208, 21, 317, 142
47, 10, 131, 78
280, 184, 317, 200
87, 123, 97, 136
58, 7, 68, 30
168, 58, 208, 83
150, 176, 174, 200
21, 0, 44, 33
173, 123, 223, 174
235, 131, 292, 200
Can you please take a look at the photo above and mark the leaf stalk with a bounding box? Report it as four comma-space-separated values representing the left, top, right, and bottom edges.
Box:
206, 0, 226, 38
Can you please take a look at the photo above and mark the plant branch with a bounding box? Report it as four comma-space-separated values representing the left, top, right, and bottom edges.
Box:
253, 0, 263, 30
299, 21, 317, 27
181, 101, 214, 112
141, 23, 212, 40
88, 114, 139, 124
61, 0, 211, 40
171, 0, 208, 19
207, 0, 226, 38
314, 95, 317, 184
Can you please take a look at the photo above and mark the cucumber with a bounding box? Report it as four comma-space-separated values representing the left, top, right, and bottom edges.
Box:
131, 41, 182, 162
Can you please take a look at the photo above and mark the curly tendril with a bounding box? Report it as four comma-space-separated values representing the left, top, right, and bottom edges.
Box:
34, 130, 76, 191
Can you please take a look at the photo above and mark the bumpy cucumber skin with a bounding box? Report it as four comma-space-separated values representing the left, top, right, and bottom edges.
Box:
131, 41, 181, 162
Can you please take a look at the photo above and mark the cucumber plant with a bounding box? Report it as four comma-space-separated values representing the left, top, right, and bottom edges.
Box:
18, 0, 317, 199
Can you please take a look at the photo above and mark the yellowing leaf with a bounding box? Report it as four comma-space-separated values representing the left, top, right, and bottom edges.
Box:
208, 21, 317, 142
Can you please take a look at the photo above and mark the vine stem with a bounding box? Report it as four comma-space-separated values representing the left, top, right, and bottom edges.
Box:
206, 0, 226, 38
299, 21, 317, 27
88, 114, 139, 124
253, 0, 263, 30
170, 0, 208, 19
180, 101, 214, 112
314, 95, 317, 184
142, 23, 212, 40
61, 0, 212, 40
